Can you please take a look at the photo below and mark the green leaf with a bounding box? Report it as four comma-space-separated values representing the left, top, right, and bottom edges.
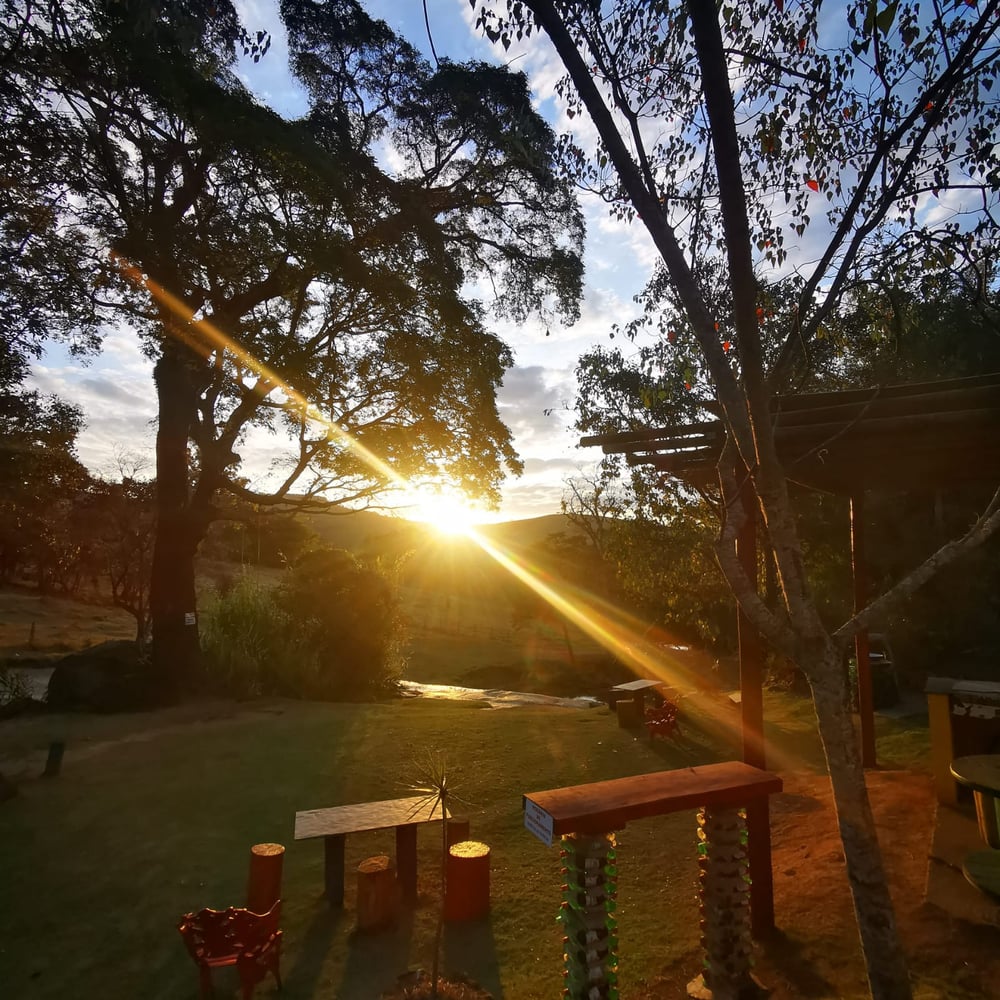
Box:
876, 2, 899, 34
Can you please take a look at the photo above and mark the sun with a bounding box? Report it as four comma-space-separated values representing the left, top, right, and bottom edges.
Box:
409, 493, 484, 537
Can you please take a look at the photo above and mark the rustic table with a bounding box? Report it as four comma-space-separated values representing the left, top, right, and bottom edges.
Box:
294, 795, 447, 906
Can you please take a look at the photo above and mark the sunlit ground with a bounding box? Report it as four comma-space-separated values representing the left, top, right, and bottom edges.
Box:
121, 257, 803, 773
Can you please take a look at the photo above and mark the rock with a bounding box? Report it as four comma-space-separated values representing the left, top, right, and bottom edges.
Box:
47, 641, 155, 713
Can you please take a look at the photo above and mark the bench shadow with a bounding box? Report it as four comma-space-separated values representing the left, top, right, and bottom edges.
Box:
443, 916, 505, 999
283, 904, 347, 998
335, 905, 417, 1000
756, 929, 838, 997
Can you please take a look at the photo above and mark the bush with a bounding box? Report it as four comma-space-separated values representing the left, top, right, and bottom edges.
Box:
200, 552, 406, 700
200, 574, 314, 698
277, 548, 406, 699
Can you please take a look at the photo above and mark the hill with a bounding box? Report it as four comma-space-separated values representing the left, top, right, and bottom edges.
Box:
304, 509, 580, 558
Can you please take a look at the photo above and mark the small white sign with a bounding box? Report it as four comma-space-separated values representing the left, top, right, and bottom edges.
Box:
184, 612, 196, 626
524, 798, 554, 847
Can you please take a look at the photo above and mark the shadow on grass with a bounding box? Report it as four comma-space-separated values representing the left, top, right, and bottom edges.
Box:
335, 904, 418, 1000
283, 904, 348, 997
757, 929, 837, 997
442, 916, 505, 998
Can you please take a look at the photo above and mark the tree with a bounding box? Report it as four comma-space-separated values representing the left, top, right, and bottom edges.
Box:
75, 455, 157, 645
0, 377, 89, 587
6, 0, 583, 692
470, 3, 1000, 998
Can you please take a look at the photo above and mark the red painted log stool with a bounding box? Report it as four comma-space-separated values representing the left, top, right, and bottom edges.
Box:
444, 840, 491, 921
246, 842, 285, 915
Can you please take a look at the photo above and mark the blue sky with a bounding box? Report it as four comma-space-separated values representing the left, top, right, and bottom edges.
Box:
27, 0, 657, 521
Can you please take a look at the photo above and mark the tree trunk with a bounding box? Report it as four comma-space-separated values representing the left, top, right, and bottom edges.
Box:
150, 346, 202, 698
808, 645, 913, 1000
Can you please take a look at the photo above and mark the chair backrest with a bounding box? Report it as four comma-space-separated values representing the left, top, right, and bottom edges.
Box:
178, 899, 281, 962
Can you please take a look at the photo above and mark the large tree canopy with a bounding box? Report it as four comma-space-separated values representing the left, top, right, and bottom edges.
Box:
470, 2, 1000, 998
2, 0, 584, 684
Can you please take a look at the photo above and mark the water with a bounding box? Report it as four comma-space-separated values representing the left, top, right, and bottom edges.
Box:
398, 680, 603, 710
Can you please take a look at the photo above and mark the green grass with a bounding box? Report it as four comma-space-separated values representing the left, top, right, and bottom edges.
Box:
0, 580, 939, 999
0, 698, 730, 1000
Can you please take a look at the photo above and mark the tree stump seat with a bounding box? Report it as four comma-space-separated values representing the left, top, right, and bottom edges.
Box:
247, 842, 284, 915
444, 840, 491, 922
356, 855, 399, 931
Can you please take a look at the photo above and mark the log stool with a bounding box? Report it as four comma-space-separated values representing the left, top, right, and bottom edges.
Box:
446, 816, 471, 849
247, 843, 285, 915
356, 855, 398, 932
444, 840, 490, 922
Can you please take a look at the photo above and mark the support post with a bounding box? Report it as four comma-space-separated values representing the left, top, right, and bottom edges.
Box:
851, 493, 877, 768
396, 823, 418, 903
323, 833, 346, 907
43, 741, 65, 778
688, 806, 757, 1000
559, 832, 619, 999
736, 473, 774, 937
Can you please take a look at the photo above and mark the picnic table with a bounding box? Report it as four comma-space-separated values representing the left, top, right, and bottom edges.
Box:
294, 795, 447, 907
949, 755, 1000, 900
610, 678, 664, 727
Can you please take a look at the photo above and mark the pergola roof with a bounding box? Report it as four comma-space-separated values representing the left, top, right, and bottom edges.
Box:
581, 372, 1000, 495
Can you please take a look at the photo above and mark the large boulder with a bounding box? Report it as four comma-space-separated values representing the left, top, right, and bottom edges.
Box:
47, 641, 155, 713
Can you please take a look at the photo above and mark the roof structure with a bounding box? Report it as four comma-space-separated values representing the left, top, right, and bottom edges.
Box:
581, 372, 1000, 495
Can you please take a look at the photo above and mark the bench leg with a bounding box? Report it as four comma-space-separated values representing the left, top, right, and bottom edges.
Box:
396, 824, 418, 903
324, 834, 346, 907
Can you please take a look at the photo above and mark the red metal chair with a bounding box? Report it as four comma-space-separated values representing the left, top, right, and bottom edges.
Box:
177, 899, 282, 999
645, 700, 680, 741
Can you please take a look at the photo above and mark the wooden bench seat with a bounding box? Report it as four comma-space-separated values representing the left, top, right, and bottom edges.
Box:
524, 760, 782, 836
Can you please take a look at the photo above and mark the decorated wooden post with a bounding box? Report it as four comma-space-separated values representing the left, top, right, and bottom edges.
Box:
559, 832, 619, 999
688, 807, 756, 999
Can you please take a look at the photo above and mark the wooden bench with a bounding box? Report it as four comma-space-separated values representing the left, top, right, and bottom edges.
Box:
294, 796, 447, 907
524, 762, 782, 1000
524, 760, 781, 835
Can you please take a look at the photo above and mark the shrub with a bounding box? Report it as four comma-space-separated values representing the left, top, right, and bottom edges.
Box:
277, 548, 407, 700
200, 551, 406, 700
200, 574, 315, 698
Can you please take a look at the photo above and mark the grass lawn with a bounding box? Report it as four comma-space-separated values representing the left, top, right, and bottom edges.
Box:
2, 583, 974, 1000
0, 696, 732, 1000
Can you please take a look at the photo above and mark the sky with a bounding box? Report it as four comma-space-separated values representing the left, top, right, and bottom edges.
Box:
27, 0, 661, 523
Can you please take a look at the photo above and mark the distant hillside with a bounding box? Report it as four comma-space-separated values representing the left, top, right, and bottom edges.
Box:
304, 509, 582, 557
475, 513, 578, 551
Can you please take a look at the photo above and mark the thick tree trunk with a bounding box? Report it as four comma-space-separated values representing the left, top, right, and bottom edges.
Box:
808, 645, 913, 1000
150, 346, 202, 698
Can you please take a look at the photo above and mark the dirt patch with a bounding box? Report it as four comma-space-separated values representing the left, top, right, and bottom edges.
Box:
641, 770, 1000, 999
